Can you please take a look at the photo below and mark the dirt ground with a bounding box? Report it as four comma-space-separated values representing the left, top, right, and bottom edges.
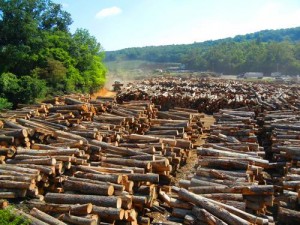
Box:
91, 87, 117, 99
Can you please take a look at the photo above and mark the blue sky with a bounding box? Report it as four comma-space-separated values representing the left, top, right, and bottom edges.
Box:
53, 0, 300, 51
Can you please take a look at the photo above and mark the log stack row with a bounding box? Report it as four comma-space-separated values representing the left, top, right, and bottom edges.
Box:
117, 77, 299, 113
161, 108, 276, 224
257, 110, 300, 224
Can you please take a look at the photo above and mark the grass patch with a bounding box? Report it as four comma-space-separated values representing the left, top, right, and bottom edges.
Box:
0, 206, 30, 225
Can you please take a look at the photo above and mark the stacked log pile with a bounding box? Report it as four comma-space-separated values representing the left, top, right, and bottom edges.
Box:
117, 77, 299, 113
0, 93, 213, 224
157, 108, 276, 224
1, 77, 300, 224
258, 110, 300, 224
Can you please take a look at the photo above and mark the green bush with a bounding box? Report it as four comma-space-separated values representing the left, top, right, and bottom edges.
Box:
0, 73, 47, 107
0, 207, 30, 225
0, 98, 13, 110
17, 76, 47, 104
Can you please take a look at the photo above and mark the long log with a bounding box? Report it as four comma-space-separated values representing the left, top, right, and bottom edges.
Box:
74, 171, 122, 184
11, 208, 49, 225
27, 201, 92, 214
278, 207, 300, 224
127, 173, 159, 183
178, 188, 250, 225
192, 206, 228, 225
63, 179, 114, 196
30, 207, 67, 225
45, 193, 122, 208
0, 180, 36, 190
90, 140, 148, 156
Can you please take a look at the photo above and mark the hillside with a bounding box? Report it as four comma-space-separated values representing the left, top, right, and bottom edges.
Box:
105, 27, 300, 75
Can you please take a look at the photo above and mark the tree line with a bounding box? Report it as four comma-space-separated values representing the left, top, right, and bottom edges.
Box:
0, 0, 106, 109
105, 27, 300, 75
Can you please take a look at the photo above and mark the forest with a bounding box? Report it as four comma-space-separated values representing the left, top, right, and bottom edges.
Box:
0, 0, 107, 110
105, 27, 300, 75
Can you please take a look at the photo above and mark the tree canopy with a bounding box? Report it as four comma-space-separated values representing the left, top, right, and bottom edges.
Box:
0, 0, 106, 109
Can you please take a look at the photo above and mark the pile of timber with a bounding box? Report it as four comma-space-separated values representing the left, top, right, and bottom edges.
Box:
159, 187, 274, 225
117, 77, 299, 113
159, 108, 276, 225
0, 93, 213, 224
257, 110, 300, 224
1, 77, 300, 224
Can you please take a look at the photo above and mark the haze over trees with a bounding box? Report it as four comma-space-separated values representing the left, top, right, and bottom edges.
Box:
0, 0, 106, 109
105, 27, 300, 75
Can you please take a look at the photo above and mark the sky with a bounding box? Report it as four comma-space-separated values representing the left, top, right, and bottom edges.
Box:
53, 0, 300, 51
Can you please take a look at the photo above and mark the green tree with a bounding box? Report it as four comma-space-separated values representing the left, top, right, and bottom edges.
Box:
0, 0, 106, 107
17, 75, 47, 103
0, 0, 72, 75
71, 29, 106, 92
38, 58, 67, 90
0, 73, 21, 105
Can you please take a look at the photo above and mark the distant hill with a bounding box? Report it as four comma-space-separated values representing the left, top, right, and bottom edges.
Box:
105, 27, 300, 75
231, 27, 300, 42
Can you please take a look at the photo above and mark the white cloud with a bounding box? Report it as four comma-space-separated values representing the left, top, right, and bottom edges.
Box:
95, 6, 122, 19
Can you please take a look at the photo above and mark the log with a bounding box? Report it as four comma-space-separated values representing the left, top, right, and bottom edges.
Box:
63, 179, 114, 196
178, 188, 250, 225
169, 197, 193, 210
68, 176, 124, 194
60, 214, 97, 225
74, 171, 122, 184
90, 140, 147, 156
184, 214, 197, 225
188, 185, 274, 195
30, 207, 67, 225
0, 180, 36, 190
172, 208, 192, 218
199, 193, 267, 225
0, 189, 27, 198
100, 157, 151, 170
16, 148, 81, 156
278, 207, 300, 225
92, 206, 125, 220
27, 201, 91, 214
0, 148, 16, 157
192, 206, 228, 225
127, 173, 159, 183
6, 158, 56, 166
11, 208, 49, 225
201, 193, 243, 201
70, 203, 93, 215
45, 193, 122, 208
